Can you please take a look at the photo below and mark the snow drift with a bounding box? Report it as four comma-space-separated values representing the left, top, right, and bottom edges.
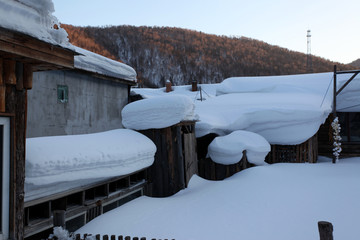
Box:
208, 130, 270, 165
122, 95, 198, 130
25, 129, 156, 185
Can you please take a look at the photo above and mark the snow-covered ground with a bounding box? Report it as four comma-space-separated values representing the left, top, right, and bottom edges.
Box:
77, 156, 360, 240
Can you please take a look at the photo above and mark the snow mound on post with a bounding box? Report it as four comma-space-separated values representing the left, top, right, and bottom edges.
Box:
25, 129, 156, 185
122, 95, 197, 130
208, 130, 270, 165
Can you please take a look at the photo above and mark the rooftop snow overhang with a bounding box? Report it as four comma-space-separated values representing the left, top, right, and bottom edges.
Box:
0, 27, 77, 71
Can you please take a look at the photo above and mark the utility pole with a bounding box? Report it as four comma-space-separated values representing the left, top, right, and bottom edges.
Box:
306, 30, 313, 73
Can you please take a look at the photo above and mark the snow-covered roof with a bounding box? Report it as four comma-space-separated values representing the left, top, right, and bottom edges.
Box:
74, 47, 137, 82
122, 95, 198, 130
0, 0, 73, 50
25, 129, 156, 201
132, 72, 360, 145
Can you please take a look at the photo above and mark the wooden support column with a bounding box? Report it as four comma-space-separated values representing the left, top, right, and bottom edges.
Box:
0, 58, 3, 84
6, 82, 28, 240
0, 59, 4, 112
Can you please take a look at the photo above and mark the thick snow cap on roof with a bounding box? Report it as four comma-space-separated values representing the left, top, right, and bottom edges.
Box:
122, 95, 198, 130
74, 47, 137, 82
25, 129, 156, 185
208, 130, 270, 165
0, 0, 73, 50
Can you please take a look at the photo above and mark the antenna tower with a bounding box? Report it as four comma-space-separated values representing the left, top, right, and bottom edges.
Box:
306, 30, 313, 73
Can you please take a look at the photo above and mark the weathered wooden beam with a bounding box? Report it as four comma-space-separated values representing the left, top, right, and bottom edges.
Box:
318, 221, 333, 240
0, 58, 3, 85
0, 85, 5, 112
3, 59, 16, 85
53, 210, 65, 228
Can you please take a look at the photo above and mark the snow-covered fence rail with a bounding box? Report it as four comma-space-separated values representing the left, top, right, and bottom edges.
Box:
47, 234, 174, 240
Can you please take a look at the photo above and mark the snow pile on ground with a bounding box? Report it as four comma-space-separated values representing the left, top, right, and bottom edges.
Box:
77, 157, 360, 240
25, 129, 156, 185
0, 0, 72, 49
122, 95, 198, 130
74, 47, 137, 82
208, 130, 270, 165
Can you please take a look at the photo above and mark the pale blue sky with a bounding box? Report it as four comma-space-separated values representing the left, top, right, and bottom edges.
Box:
52, 0, 360, 64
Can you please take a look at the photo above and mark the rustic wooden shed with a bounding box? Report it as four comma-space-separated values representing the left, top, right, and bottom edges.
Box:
196, 133, 251, 181
140, 121, 198, 197
266, 134, 318, 163
0, 26, 76, 240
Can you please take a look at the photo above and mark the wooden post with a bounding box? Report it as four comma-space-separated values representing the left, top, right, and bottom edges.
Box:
0, 58, 3, 85
53, 210, 65, 228
332, 65, 337, 164
15, 62, 24, 91
242, 150, 248, 169
165, 80, 172, 92
191, 80, 197, 91
318, 221, 333, 240
0, 85, 5, 112
4, 60, 16, 85
23, 64, 33, 90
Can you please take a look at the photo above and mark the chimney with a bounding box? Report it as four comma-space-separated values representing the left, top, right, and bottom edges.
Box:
165, 80, 172, 92
191, 80, 198, 91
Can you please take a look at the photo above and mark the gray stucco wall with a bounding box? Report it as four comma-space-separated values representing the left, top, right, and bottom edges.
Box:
27, 70, 129, 138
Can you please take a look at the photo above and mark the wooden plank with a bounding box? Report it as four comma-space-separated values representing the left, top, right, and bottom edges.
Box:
0, 27, 75, 69
3, 59, 16, 85
184, 133, 198, 186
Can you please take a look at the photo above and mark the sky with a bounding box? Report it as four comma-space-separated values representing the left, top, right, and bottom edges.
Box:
52, 0, 360, 64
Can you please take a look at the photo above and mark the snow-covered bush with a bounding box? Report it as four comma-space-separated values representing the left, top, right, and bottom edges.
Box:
331, 117, 342, 162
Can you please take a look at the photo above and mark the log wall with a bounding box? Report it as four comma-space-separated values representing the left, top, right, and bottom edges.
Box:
140, 122, 197, 197
266, 134, 318, 163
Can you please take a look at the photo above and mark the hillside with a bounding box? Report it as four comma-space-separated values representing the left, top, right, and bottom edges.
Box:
350, 58, 360, 68
63, 24, 351, 87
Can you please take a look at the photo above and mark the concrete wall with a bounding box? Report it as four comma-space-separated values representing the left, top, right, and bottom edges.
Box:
27, 70, 129, 138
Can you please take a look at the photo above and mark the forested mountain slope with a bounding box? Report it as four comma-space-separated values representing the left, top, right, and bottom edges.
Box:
63, 24, 351, 87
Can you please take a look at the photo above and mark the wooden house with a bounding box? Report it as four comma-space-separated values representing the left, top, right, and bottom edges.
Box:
24, 49, 146, 239
0, 24, 76, 240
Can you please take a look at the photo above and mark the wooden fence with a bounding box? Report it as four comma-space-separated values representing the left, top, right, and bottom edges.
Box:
48, 234, 174, 240
47, 221, 332, 240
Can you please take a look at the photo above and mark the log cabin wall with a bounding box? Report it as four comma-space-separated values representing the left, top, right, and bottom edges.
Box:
140, 121, 197, 197
27, 70, 130, 138
266, 134, 318, 163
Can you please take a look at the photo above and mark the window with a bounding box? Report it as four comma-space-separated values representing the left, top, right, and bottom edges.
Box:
57, 85, 68, 103
338, 112, 360, 142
